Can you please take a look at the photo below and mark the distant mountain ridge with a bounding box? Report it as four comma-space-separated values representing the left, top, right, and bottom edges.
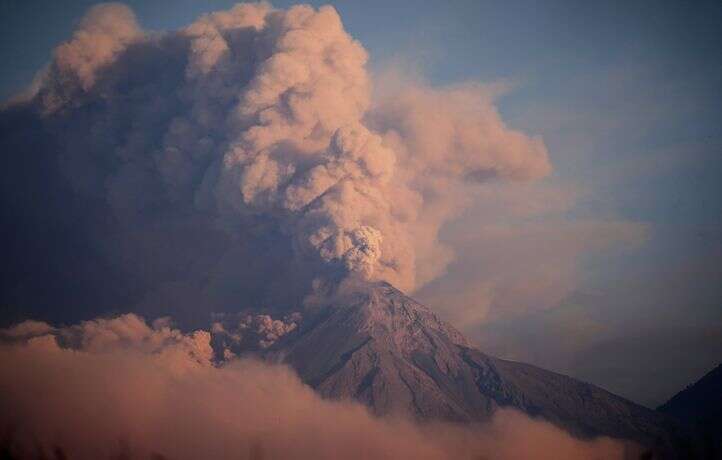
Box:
658, 363, 722, 422
266, 281, 678, 449
658, 363, 721, 457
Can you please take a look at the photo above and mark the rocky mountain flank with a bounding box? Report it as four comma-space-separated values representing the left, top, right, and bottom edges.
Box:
269, 281, 676, 447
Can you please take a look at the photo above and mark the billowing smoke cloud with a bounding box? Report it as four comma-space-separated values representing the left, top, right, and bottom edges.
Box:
211, 311, 302, 353
368, 77, 552, 287
0, 314, 631, 460
1, 1, 549, 326
54, 3, 142, 91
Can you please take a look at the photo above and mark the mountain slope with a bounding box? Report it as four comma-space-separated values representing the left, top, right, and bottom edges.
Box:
658, 363, 722, 423
269, 282, 676, 446
658, 363, 722, 456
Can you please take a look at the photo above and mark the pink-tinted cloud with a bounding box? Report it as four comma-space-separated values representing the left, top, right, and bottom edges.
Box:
23, 1, 552, 295
0, 314, 633, 460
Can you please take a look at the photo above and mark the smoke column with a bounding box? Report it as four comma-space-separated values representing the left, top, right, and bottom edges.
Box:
0, 2, 550, 326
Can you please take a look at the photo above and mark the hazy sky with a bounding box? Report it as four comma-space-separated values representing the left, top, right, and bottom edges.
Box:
1, 0, 720, 408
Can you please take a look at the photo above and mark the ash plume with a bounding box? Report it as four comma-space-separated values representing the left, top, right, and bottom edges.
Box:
0, 2, 549, 326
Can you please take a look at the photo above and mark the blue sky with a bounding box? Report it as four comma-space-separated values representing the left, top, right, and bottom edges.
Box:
1, 0, 720, 406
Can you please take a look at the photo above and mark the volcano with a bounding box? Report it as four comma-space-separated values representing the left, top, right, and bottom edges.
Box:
264, 282, 678, 448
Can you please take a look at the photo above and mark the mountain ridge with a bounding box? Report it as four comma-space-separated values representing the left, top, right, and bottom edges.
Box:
264, 281, 679, 448
658, 363, 721, 457
658, 363, 722, 420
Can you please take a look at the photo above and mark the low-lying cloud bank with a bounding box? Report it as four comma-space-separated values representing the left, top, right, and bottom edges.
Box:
0, 314, 633, 460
